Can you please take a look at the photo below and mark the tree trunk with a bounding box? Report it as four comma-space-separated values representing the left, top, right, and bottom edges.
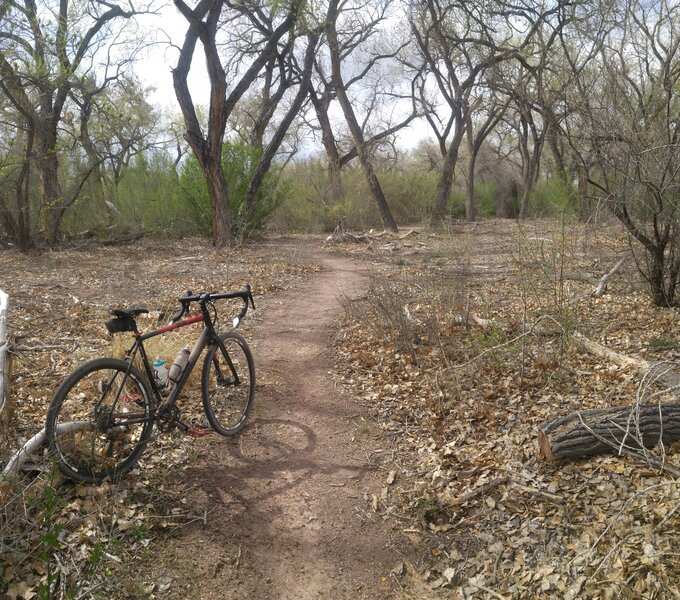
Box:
11, 123, 32, 249
465, 122, 477, 221
546, 124, 568, 187
245, 33, 318, 214
205, 159, 234, 247
430, 142, 459, 224
465, 162, 476, 221
37, 138, 63, 244
310, 90, 344, 205
538, 403, 680, 463
326, 2, 397, 233
329, 160, 344, 205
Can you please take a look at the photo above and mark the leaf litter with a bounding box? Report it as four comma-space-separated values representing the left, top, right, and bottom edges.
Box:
333, 220, 680, 598
0, 235, 319, 599
2, 223, 680, 598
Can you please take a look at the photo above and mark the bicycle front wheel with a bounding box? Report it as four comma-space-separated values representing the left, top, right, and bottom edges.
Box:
45, 358, 154, 483
201, 332, 255, 435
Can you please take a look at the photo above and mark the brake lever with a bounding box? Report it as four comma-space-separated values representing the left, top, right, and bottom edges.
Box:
170, 290, 193, 324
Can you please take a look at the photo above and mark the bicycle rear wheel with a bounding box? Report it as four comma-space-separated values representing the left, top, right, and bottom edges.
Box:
201, 332, 255, 435
45, 358, 154, 483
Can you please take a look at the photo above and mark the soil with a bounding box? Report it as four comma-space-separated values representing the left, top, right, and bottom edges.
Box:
138, 248, 409, 599
5, 223, 680, 598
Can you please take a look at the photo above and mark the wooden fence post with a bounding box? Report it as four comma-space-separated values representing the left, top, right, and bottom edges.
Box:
0, 290, 9, 421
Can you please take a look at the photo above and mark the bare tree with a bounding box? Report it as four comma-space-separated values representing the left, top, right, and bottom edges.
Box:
0, 105, 32, 248
462, 82, 509, 220
324, 0, 419, 232
561, 0, 680, 305
68, 75, 160, 193
409, 0, 556, 225
304, 0, 420, 218
0, 0, 153, 243
172, 0, 317, 246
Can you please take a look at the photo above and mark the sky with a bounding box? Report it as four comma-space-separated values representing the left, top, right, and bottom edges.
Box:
137, 8, 210, 111
133, 5, 429, 151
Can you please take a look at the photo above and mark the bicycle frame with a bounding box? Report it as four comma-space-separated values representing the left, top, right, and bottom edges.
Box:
118, 309, 238, 424
46, 286, 254, 483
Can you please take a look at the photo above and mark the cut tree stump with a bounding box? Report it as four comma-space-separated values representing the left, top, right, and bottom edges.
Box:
538, 403, 680, 463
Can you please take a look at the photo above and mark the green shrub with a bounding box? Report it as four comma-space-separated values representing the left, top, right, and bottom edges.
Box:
267, 159, 332, 233
178, 140, 286, 240
527, 179, 577, 218
60, 151, 210, 239
380, 168, 438, 224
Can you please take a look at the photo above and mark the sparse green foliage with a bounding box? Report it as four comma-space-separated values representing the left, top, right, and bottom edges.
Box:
179, 141, 287, 240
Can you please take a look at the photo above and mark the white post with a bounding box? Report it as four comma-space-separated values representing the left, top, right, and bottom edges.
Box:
0, 290, 8, 419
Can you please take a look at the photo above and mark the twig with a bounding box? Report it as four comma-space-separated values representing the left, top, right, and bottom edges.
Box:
448, 476, 509, 507
469, 582, 509, 600
452, 315, 564, 369
509, 481, 564, 504
593, 256, 628, 297
11, 343, 72, 352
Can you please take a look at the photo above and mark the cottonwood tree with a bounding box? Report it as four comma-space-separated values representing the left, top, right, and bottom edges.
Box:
409, 0, 558, 225
0, 103, 32, 248
562, 0, 680, 305
173, 0, 318, 247
307, 0, 419, 218
69, 75, 160, 192
325, 0, 419, 232
497, 63, 549, 220
462, 79, 509, 220
494, 20, 576, 219
0, 0, 154, 243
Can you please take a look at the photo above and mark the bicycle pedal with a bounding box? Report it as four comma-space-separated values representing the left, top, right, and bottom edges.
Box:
187, 428, 208, 438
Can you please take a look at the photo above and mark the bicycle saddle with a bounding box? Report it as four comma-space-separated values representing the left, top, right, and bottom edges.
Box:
108, 307, 149, 318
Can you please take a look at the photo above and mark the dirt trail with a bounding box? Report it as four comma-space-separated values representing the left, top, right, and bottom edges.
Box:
147, 250, 407, 599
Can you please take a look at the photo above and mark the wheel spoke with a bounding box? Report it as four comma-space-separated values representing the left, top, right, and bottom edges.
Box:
202, 333, 254, 436
46, 359, 153, 483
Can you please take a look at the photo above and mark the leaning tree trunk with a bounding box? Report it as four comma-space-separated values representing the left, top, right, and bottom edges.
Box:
538, 403, 680, 463
430, 122, 466, 226
326, 3, 397, 233
310, 90, 345, 205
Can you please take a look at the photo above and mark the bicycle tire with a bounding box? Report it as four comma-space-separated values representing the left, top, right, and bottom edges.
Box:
201, 332, 255, 435
45, 357, 154, 483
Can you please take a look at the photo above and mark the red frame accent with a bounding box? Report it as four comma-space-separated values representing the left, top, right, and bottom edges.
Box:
133, 314, 204, 338
155, 314, 204, 334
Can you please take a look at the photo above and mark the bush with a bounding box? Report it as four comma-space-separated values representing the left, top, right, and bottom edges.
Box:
528, 179, 577, 218
178, 140, 287, 240
60, 152, 210, 239
380, 168, 438, 224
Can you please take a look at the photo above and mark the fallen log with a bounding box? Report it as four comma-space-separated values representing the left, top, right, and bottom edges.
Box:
2, 421, 94, 477
572, 332, 680, 388
538, 403, 680, 463
593, 256, 628, 298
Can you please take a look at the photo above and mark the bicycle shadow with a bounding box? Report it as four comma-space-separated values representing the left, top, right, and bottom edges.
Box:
181, 417, 377, 530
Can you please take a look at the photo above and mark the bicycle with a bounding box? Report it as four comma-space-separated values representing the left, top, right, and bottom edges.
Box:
45, 286, 256, 484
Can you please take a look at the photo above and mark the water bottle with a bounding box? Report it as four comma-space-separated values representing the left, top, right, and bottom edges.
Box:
153, 358, 169, 389
169, 348, 190, 383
